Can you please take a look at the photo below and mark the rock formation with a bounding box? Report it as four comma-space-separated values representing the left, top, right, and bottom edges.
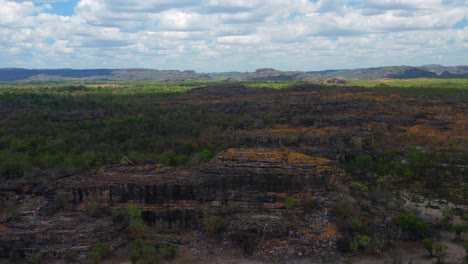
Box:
0, 148, 348, 261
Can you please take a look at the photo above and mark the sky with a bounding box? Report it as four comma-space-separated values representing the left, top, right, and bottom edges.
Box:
0, 0, 467, 72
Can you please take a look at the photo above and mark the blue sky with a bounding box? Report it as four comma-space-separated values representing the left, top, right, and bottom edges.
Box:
0, 0, 466, 72
50, 0, 79, 16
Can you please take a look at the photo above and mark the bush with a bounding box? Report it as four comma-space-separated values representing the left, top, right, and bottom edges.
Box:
64, 249, 77, 263
33, 253, 42, 264
111, 208, 129, 224
55, 191, 74, 211
284, 197, 296, 210
351, 181, 368, 197
86, 198, 99, 217
350, 234, 371, 253
422, 238, 433, 257
434, 243, 448, 264
90, 242, 113, 264
129, 250, 140, 264
159, 244, 179, 260
440, 209, 454, 229
453, 224, 467, 241
128, 219, 145, 239
126, 205, 145, 238
203, 215, 228, 237
332, 199, 366, 234
345, 155, 374, 179
129, 239, 156, 263
238, 232, 256, 255
462, 211, 468, 221
127, 205, 142, 219
396, 213, 430, 238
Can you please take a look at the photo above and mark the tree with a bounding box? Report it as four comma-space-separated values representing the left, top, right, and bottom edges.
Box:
126, 205, 145, 238
434, 243, 448, 264
396, 213, 429, 238
90, 242, 113, 264
203, 215, 228, 237
422, 238, 433, 257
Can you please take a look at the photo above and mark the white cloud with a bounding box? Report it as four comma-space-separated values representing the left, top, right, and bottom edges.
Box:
52, 40, 74, 53
216, 35, 262, 45
0, 0, 466, 71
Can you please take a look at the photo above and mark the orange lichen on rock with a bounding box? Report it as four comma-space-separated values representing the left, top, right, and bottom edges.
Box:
286, 151, 316, 164
223, 147, 333, 166
223, 148, 284, 163
305, 223, 339, 240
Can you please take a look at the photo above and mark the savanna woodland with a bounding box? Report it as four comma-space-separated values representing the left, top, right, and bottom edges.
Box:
0, 77, 467, 263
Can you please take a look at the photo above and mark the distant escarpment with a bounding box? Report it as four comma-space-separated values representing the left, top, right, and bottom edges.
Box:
0, 68, 211, 81
2, 64, 467, 81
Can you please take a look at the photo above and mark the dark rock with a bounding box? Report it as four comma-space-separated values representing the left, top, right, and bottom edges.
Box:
38, 202, 57, 216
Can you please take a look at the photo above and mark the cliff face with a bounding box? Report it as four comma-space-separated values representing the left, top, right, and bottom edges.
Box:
64, 148, 345, 217
0, 148, 347, 260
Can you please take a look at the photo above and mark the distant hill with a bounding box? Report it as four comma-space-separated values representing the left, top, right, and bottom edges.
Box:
0, 68, 211, 82
306, 65, 468, 79
0, 65, 467, 82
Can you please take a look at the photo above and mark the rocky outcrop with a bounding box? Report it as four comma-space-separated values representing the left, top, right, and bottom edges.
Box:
0, 148, 348, 261
325, 77, 347, 84
63, 148, 345, 215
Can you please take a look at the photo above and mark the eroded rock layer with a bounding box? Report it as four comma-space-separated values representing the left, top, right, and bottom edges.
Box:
0, 148, 347, 260
64, 148, 344, 212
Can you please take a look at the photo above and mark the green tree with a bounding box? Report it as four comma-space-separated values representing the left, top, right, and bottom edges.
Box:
396, 213, 429, 238
422, 238, 433, 257
90, 242, 113, 264
434, 243, 448, 264
345, 155, 374, 179
126, 205, 145, 238
406, 148, 427, 180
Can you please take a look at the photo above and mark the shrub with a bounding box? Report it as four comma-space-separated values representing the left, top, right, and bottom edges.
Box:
434, 243, 448, 264
90, 242, 113, 264
203, 215, 228, 237
55, 191, 74, 211
351, 181, 368, 197
462, 211, 468, 221
350, 234, 371, 252
303, 198, 315, 211
422, 238, 433, 257
129, 239, 156, 263
440, 209, 454, 229
159, 244, 179, 260
126, 205, 145, 238
111, 208, 129, 224
87, 198, 99, 217
284, 197, 296, 210
129, 250, 140, 264
33, 253, 42, 264
345, 155, 374, 179
127, 205, 142, 219
396, 213, 429, 238
453, 224, 467, 241
128, 219, 145, 239
332, 199, 366, 234
64, 249, 77, 263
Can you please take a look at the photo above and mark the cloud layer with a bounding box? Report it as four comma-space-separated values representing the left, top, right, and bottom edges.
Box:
0, 0, 466, 71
